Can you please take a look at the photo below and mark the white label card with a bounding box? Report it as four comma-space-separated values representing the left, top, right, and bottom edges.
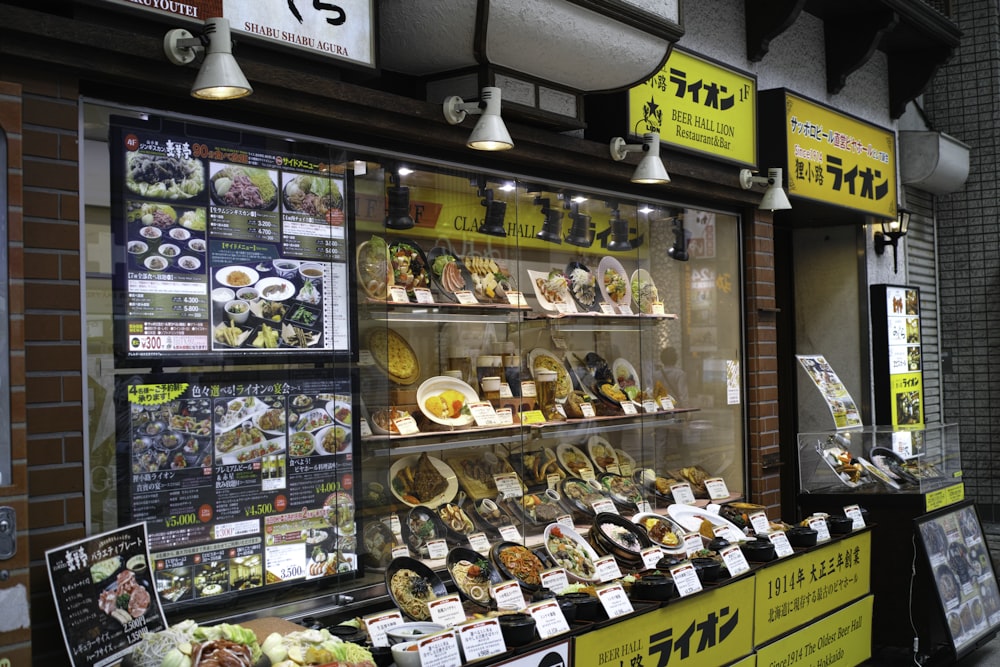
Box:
769, 531, 795, 558
591, 499, 618, 515
844, 505, 866, 529
499, 383, 514, 398
528, 600, 571, 638
386, 514, 402, 537
520, 381, 537, 398
580, 467, 596, 482
660, 396, 675, 410
670, 563, 704, 597
720, 545, 750, 577
683, 533, 705, 557
499, 524, 522, 543
557, 514, 575, 529
641, 547, 663, 570
456, 618, 506, 661
540, 567, 570, 594
388, 285, 409, 303
600, 303, 618, 315
469, 401, 500, 427
417, 630, 462, 667
705, 478, 730, 500
651, 303, 666, 315
808, 516, 832, 542
595, 555, 623, 582
713, 524, 745, 544
671, 483, 696, 505
580, 402, 596, 418
393, 415, 420, 435
428, 594, 466, 628
492, 580, 527, 611
555, 302, 575, 314
596, 583, 634, 618
426, 539, 449, 560
494, 472, 523, 498
642, 400, 659, 414
468, 532, 491, 554
548, 475, 563, 491
359, 418, 372, 438
495, 407, 514, 425
413, 287, 435, 304
391, 545, 410, 559
617, 303, 633, 316
636, 500, 653, 514
507, 291, 528, 307
605, 464, 621, 476
454, 290, 478, 305
749, 511, 770, 536
621, 401, 639, 416
363, 610, 404, 647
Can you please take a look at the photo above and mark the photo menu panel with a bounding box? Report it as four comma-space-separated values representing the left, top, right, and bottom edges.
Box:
111, 116, 352, 363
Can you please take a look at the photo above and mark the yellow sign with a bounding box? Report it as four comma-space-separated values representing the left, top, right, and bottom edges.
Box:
629, 49, 757, 165
890, 372, 924, 429
755, 595, 873, 667
783, 92, 897, 218
574, 576, 754, 667
730, 655, 756, 667
754, 531, 871, 645
926, 483, 965, 512
126, 383, 189, 406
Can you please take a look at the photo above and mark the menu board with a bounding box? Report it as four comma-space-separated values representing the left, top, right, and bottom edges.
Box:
117, 371, 358, 609
111, 116, 353, 364
46, 523, 167, 667
916, 501, 1000, 658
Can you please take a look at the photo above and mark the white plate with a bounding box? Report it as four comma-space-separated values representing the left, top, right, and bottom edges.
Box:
255, 276, 296, 301
667, 504, 747, 542
597, 256, 631, 306
219, 436, 286, 465
556, 443, 593, 478
215, 265, 260, 289
214, 396, 268, 433
288, 431, 317, 457
252, 408, 287, 435
526, 269, 577, 313
630, 269, 659, 313
611, 357, 641, 402
543, 523, 599, 583
416, 376, 480, 427
326, 399, 352, 426
294, 408, 334, 433
388, 455, 459, 509
528, 348, 573, 401
314, 424, 352, 456
587, 436, 619, 473
615, 448, 637, 473
632, 512, 687, 554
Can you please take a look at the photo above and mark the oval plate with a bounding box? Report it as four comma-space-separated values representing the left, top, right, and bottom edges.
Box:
597, 256, 632, 307
447, 546, 502, 605
416, 376, 480, 427
388, 454, 459, 509
255, 277, 296, 302
565, 261, 600, 312
426, 246, 475, 302
388, 238, 431, 298
385, 556, 448, 621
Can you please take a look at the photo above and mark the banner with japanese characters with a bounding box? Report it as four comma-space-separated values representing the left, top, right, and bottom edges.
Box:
117, 369, 357, 610
755, 595, 873, 667
628, 49, 757, 166
870, 284, 925, 430
796, 355, 863, 430
779, 91, 897, 219
46, 522, 167, 667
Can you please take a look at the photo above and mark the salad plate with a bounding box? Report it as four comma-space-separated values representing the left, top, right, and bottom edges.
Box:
527, 269, 577, 313
597, 256, 631, 308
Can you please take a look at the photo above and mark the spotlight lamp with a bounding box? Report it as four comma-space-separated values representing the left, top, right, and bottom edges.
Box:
874, 207, 911, 274
534, 197, 563, 244
668, 216, 689, 261
477, 181, 508, 237
739, 168, 792, 210
443, 87, 514, 151
565, 201, 594, 248
599, 204, 643, 252
164, 17, 253, 100
609, 132, 670, 184
384, 170, 414, 230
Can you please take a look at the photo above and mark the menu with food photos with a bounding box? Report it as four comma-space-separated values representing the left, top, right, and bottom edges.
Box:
117, 370, 357, 611
110, 116, 352, 364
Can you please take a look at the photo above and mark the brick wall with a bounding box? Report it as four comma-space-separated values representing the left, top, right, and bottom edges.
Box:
0, 63, 85, 663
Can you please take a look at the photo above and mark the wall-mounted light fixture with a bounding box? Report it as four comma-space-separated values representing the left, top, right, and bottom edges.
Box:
474, 177, 508, 237
384, 168, 415, 230
609, 132, 670, 184
164, 17, 252, 100
874, 207, 911, 273
443, 87, 514, 151
739, 168, 792, 210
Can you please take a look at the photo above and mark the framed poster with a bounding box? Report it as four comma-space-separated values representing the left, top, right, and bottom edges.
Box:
915, 501, 1000, 659
871, 284, 924, 430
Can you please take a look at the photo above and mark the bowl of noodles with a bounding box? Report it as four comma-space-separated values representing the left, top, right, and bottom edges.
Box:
490, 542, 545, 593
447, 546, 501, 606
385, 556, 447, 621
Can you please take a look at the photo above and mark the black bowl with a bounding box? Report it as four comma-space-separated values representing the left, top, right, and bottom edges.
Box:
384, 556, 448, 621
326, 624, 367, 644
558, 592, 605, 621
655, 554, 687, 570
826, 516, 855, 535
706, 537, 731, 552
590, 512, 652, 563
403, 506, 449, 555
691, 557, 723, 583
740, 539, 776, 563
786, 526, 818, 548
497, 612, 537, 647
557, 596, 577, 623
630, 574, 676, 601
370, 646, 394, 667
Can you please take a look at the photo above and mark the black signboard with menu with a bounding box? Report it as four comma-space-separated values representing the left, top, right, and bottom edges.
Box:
110, 115, 356, 366
116, 370, 359, 612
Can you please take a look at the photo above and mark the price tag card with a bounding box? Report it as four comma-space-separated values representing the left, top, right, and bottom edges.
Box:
499, 383, 514, 398
428, 594, 466, 628
388, 285, 410, 303
748, 511, 770, 536
620, 461, 633, 478
621, 401, 639, 415
554, 404, 567, 419
491, 580, 527, 611
600, 303, 618, 315
651, 302, 666, 315
385, 514, 402, 538
426, 539, 449, 560
596, 583, 634, 618
595, 555, 623, 582
641, 547, 663, 570
413, 287, 436, 304
768, 531, 795, 558
391, 545, 411, 559
713, 524, 745, 544
498, 524, 522, 543
591, 499, 618, 515
359, 418, 373, 438
469, 401, 500, 427
417, 630, 462, 667
660, 396, 675, 411
548, 475, 563, 491
617, 303, 634, 316
844, 504, 865, 529
720, 545, 750, 577
268, 547, 305, 580
363, 609, 404, 647
520, 381, 537, 398
605, 463, 621, 476
636, 500, 653, 514
642, 400, 659, 414
454, 290, 478, 305
494, 472, 524, 498
494, 407, 514, 426
358, 350, 376, 367
670, 483, 696, 505
540, 567, 569, 594
555, 302, 575, 314
580, 467, 596, 482
579, 402, 596, 418
456, 618, 506, 661
808, 516, 832, 542
507, 291, 528, 307
683, 533, 705, 557
669, 562, 704, 597
705, 478, 730, 500
557, 514, 575, 529
520, 410, 546, 424
528, 599, 571, 638
467, 532, 491, 554
393, 415, 420, 435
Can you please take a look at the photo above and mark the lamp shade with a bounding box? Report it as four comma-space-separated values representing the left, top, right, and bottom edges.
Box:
758, 168, 791, 211
632, 152, 670, 184
467, 113, 513, 151
191, 18, 252, 100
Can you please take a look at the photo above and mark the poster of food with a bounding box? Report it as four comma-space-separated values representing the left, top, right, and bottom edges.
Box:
117, 370, 357, 609
917, 502, 1000, 657
796, 354, 863, 429
46, 522, 167, 667
111, 116, 352, 364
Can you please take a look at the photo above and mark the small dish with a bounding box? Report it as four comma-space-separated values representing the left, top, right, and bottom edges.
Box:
390, 641, 422, 667
144, 255, 168, 272
497, 612, 536, 647
691, 557, 723, 583
224, 299, 251, 324
629, 573, 675, 601
215, 265, 260, 289
491, 541, 545, 592
386, 622, 445, 645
